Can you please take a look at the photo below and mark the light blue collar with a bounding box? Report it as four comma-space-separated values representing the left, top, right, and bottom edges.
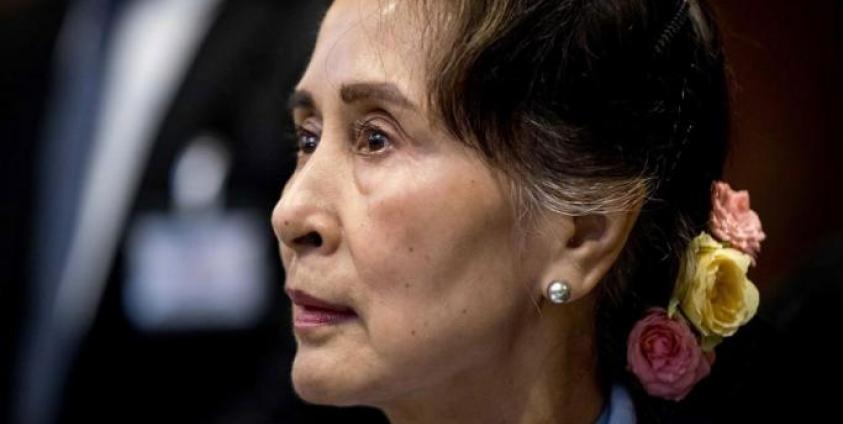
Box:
594, 384, 636, 424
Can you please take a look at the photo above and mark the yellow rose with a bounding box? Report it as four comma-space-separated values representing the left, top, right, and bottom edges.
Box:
668, 232, 759, 342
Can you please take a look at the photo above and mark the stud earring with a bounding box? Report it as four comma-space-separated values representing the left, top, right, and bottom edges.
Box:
546, 280, 572, 304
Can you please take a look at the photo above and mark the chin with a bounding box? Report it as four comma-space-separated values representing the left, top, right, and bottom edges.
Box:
290, 350, 369, 407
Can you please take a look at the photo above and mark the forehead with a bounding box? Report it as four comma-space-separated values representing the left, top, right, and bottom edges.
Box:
298, 0, 428, 106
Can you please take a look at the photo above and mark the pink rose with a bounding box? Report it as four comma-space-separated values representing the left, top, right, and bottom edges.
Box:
709, 181, 766, 263
627, 308, 712, 401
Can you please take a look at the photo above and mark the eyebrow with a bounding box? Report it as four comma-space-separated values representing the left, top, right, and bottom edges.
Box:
287, 90, 315, 112
340, 82, 416, 110
287, 82, 417, 113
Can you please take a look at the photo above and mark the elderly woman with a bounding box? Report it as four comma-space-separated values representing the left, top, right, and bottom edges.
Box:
272, 0, 765, 422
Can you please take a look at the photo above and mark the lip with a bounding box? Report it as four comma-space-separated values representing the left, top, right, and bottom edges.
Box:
286, 288, 357, 329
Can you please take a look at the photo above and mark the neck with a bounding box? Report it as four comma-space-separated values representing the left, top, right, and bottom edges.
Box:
380, 297, 604, 424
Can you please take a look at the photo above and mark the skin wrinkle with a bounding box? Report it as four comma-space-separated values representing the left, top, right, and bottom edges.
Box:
271, 1, 650, 423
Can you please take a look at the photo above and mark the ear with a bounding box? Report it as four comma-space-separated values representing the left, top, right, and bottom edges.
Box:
535, 207, 641, 303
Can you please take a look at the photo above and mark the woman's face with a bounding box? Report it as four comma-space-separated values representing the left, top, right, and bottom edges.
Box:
272, 0, 552, 407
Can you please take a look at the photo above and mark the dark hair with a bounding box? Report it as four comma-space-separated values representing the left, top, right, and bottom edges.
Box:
418, 0, 730, 402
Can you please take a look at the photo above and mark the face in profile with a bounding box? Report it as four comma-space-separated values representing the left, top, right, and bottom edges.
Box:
272, 0, 559, 410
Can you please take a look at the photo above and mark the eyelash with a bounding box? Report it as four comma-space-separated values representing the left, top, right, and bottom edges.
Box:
294, 125, 319, 155
351, 119, 393, 156
293, 118, 395, 157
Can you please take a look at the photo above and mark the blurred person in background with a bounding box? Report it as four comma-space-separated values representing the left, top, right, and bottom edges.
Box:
0, 0, 384, 422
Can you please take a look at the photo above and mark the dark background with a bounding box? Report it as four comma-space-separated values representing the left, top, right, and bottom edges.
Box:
714, 0, 842, 295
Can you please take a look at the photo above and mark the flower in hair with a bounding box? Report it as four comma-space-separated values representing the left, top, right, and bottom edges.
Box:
709, 181, 766, 263
668, 232, 759, 348
626, 308, 713, 401
628, 180, 765, 400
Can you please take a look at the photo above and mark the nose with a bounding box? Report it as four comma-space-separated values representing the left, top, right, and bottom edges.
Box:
272, 153, 342, 258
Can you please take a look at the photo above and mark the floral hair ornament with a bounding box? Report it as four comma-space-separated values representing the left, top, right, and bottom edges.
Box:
627, 181, 765, 401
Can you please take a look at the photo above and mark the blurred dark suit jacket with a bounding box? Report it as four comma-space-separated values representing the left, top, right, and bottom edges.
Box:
1, 1, 386, 423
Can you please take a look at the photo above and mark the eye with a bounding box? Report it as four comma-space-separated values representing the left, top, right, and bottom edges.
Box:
295, 125, 320, 154
353, 120, 393, 156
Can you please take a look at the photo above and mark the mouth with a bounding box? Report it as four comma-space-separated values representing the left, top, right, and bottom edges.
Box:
286, 288, 358, 329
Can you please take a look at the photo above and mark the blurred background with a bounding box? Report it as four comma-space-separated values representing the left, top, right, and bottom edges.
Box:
0, 0, 840, 423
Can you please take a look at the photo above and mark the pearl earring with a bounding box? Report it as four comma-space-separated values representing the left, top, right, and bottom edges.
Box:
546, 280, 572, 304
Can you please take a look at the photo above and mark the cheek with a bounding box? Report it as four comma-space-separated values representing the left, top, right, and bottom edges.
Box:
343, 155, 531, 388
351, 154, 511, 298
